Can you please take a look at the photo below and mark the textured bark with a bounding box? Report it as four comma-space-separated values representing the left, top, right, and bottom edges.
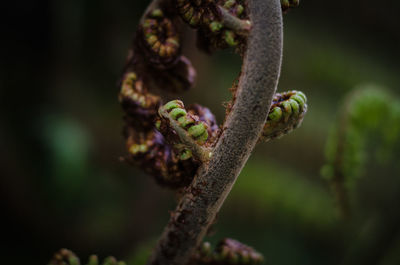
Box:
147, 0, 283, 264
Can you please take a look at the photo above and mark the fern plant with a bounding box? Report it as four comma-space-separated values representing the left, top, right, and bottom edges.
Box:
49, 0, 305, 264
321, 85, 400, 218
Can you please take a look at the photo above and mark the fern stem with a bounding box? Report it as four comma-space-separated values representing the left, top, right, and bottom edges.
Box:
147, 0, 283, 263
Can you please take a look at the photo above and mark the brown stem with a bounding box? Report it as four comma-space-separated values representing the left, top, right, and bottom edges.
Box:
147, 0, 283, 264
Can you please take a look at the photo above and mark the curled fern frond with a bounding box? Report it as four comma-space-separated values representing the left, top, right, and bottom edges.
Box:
187, 103, 220, 142
119, 65, 198, 188
190, 239, 264, 265
124, 126, 198, 188
119, 71, 161, 128
49, 249, 126, 265
140, 8, 181, 68
157, 100, 216, 162
260, 90, 308, 142
176, 0, 217, 28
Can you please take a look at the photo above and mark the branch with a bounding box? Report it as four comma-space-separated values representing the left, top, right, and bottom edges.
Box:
147, 0, 283, 264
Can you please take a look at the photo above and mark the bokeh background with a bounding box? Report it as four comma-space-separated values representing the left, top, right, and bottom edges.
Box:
2, 0, 400, 264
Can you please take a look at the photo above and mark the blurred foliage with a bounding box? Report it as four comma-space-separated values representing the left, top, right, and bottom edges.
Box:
322, 86, 400, 186
2, 0, 400, 265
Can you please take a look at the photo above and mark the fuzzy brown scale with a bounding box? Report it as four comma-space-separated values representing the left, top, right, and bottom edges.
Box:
124, 126, 199, 188
140, 8, 181, 67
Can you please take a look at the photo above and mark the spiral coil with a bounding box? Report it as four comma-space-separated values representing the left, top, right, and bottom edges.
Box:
261, 90, 308, 142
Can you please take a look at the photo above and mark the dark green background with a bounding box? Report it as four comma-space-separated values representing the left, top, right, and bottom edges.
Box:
1, 0, 400, 264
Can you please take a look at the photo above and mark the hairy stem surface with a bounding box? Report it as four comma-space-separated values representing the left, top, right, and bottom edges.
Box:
147, 0, 283, 264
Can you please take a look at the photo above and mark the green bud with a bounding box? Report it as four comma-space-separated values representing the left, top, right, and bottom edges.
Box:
180, 149, 193, 160
280, 101, 292, 120
224, 31, 238, 46
268, 107, 283, 121
183, 7, 194, 21
201, 242, 212, 256
129, 145, 140, 154
289, 99, 300, 115
188, 124, 207, 138
126, 72, 137, 82
142, 20, 152, 29
139, 144, 148, 153
170, 108, 187, 120
87, 255, 99, 265
290, 0, 300, 7
281, 0, 290, 8
164, 100, 183, 111
102, 257, 117, 265
166, 38, 179, 47
155, 120, 161, 130
178, 115, 195, 128
295, 91, 307, 103
196, 130, 209, 144
224, 0, 236, 9
146, 35, 158, 46
68, 256, 80, 265
236, 5, 244, 16
209, 21, 223, 32
189, 13, 200, 26
150, 9, 163, 18
291, 94, 305, 109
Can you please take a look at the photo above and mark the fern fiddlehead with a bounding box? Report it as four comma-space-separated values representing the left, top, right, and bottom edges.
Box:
119, 70, 199, 188
157, 100, 219, 162
119, 71, 161, 127
177, 0, 217, 28
321, 86, 400, 218
124, 126, 199, 188
176, 0, 299, 53
140, 8, 181, 68
50, 0, 305, 263
261, 90, 307, 142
